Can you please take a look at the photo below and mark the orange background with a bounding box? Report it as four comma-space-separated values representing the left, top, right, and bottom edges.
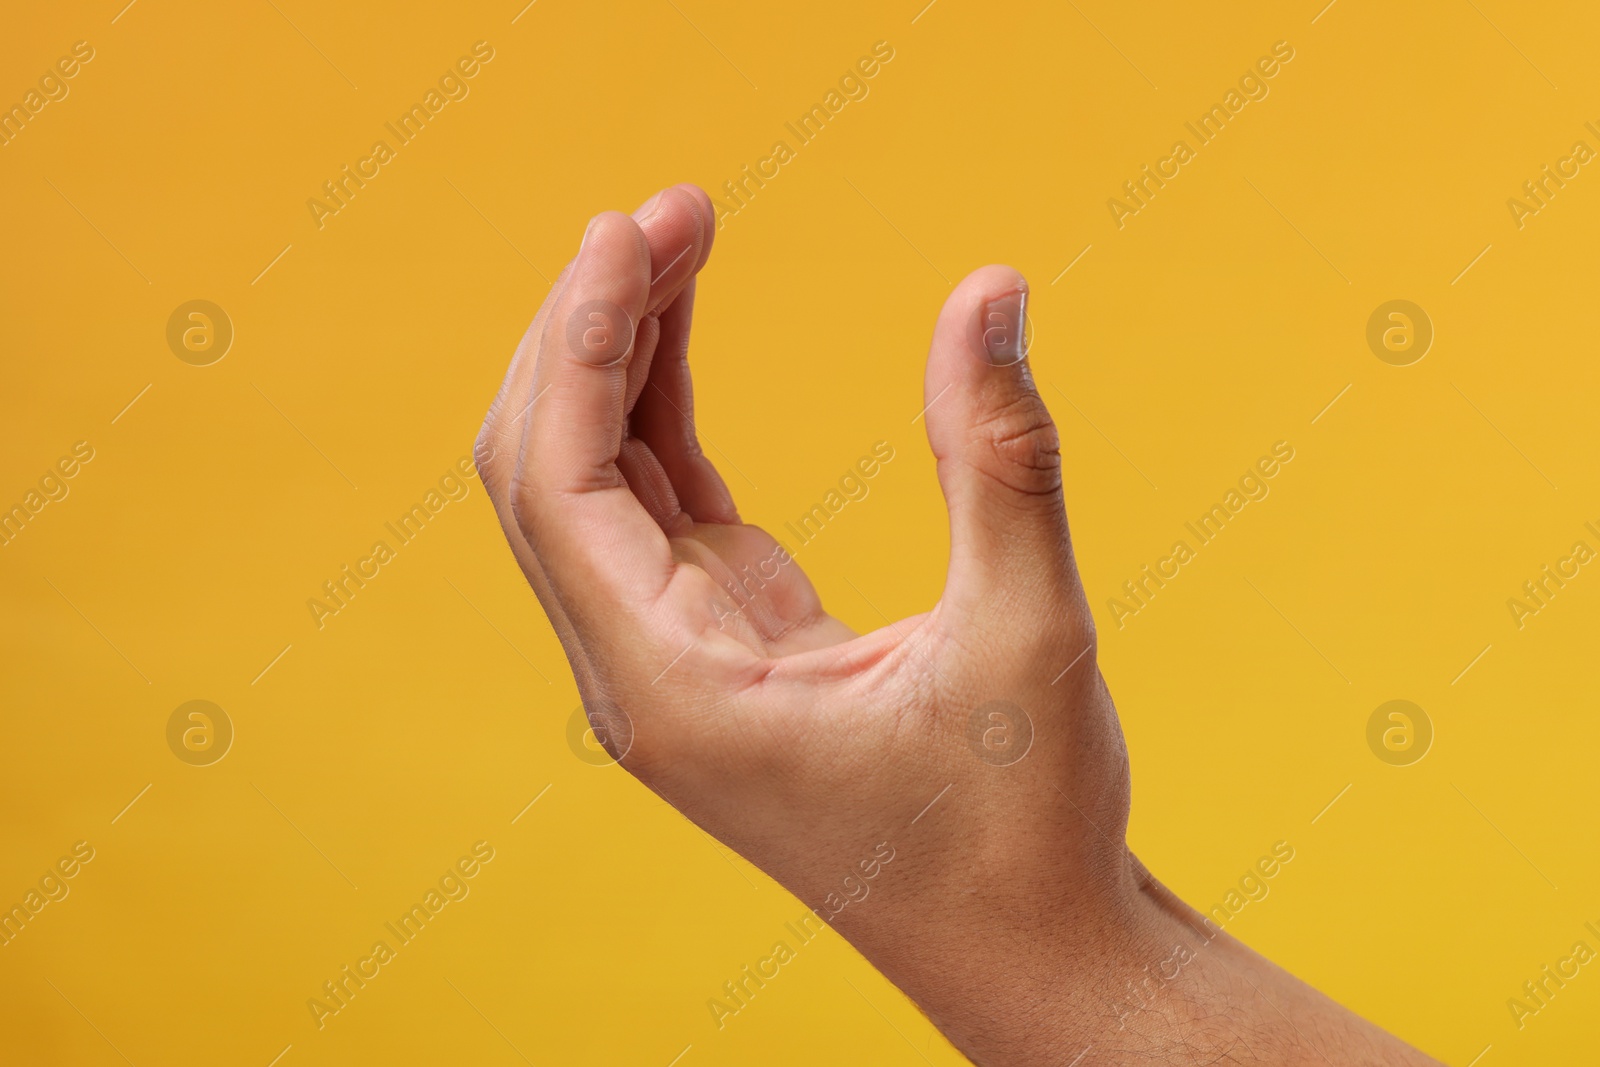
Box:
3, 1, 1599, 1064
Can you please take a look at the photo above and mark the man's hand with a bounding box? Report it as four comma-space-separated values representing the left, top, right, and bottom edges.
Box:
475, 184, 1440, 1066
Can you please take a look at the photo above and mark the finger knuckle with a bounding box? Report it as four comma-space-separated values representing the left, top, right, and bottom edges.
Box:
473, 420, 505, 484
972, 393, 1062, 497
507, 477, 545, 544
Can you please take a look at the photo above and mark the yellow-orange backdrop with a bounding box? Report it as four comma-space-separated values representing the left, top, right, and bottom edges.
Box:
3, 1, 1598, 1063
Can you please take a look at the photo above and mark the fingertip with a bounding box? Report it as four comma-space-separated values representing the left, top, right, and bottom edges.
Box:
949, 264, 1028, 352
926, 265, 1031, 395
633, 188, 668, 223
672, 183, 717, 267
572, 210, 651, 310
670, 182, 713, 223
626, 188, 707, 307
962, 263, 1027, 296
581, 209, 649, 261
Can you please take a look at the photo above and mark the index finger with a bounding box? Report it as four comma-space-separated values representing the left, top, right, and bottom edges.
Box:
509, 211, 680, 619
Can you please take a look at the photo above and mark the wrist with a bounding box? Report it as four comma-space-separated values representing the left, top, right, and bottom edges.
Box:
829, 839, 1157, 1064
835, 847, 1304, 1067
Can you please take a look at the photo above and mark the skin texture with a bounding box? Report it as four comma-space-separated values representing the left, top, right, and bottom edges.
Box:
474, 184, 1443, 1066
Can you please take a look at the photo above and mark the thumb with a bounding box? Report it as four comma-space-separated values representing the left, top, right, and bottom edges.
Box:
922, 266, 1091, 647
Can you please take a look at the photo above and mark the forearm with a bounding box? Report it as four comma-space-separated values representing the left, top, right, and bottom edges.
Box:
846, 856, 1439, 1066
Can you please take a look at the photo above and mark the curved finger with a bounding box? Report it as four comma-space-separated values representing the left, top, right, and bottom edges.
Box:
630, 277, 740, 524
511, 211, 674, 613
625, 186, 712, 417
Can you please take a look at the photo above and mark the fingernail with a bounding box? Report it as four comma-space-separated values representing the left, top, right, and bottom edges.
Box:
978, 284, 1029, 366
578, 215, 600, 257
